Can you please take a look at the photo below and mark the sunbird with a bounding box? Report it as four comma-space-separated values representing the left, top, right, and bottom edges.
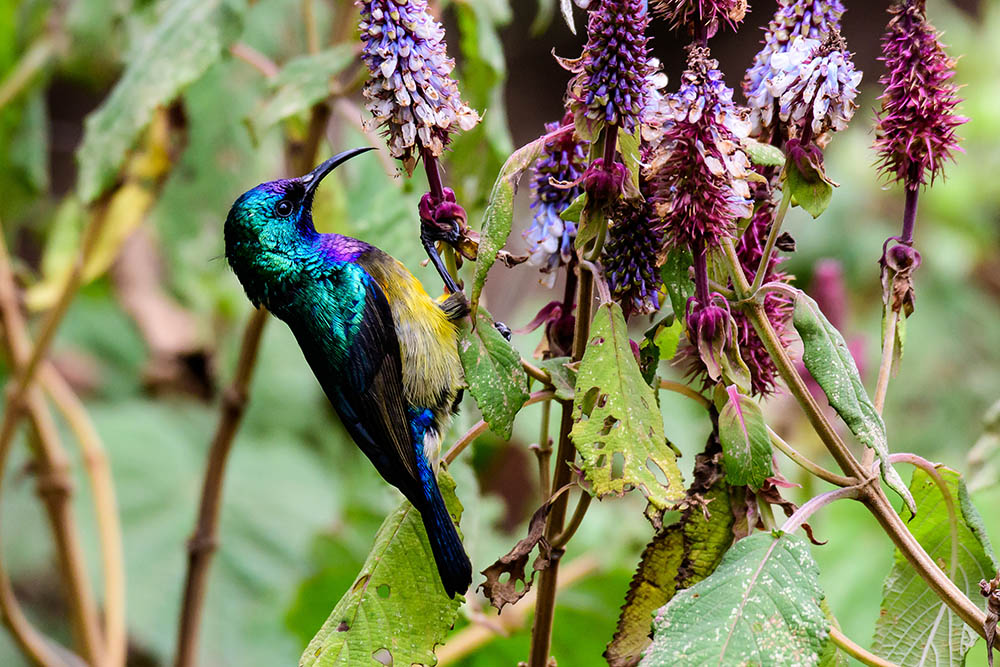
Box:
224, 148, 472, 597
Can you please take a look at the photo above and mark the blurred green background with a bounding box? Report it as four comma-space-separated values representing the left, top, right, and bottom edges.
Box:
1, 0, 999, 665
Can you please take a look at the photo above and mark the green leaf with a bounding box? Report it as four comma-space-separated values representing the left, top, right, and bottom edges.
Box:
606, 455, 733, 667
653, 317, 683, 360
641, 532, 830, 666
872, 466, 998, 666
470, 133, 553, 316
740, 137, 786, 167
300, 471, 464, 667
458, 307, 530, 439
571, 302, 684, 511
661, 248, 694, 324
537, 356, 575, 402
559, 192, 586, 224
793, 291, 916, 514
619, 126, 642, 197
251, 45, 354, 137
75, 0, 244, 202
786, 160, 833, 219
716, 385, 773, 489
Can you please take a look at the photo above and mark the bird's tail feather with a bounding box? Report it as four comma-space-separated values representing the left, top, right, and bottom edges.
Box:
419, 479, 472, 598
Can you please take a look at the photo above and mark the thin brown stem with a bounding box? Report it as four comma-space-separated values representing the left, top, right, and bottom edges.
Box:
443, 391, 554, 466
534, 400, 553, 498
42, 366, 126, 667
550, 492, 591, 549
173, 307, 269, 667
749, 184, 792, 294
0, 229, 104, 666
302, 0, 320, 54
658, 379, 710, 408
768, 427, 854, 488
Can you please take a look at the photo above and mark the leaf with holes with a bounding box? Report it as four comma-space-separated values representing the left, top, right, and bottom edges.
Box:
793, 291, 916, 514
251, 45, 355, 137
76, 0, 243, 202
571, 302, 684, 512
872, 466, 997, 667
606, 448, 733, 667
300, 471, 464, 667
458, 307, 530, 439
470, 130, 560, 317
640, 532, 830, 666
716, 385, 772, 490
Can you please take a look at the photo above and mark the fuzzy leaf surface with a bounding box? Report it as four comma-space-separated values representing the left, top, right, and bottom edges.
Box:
793, 291, 916, 513
252, 46, 354, 136
872, 467, 998, 667
570, 302, 683, 510
76, 0, 243, 202
640, 532, 829, 666
470, 132, 554, 316
300, 472, 464, 667
458, 307, 529, 439
717, 385, 773, 489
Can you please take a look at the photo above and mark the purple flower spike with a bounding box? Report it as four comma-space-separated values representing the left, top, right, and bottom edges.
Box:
654, 0, 748, 37
358, 0, 480, 174
605, 193, 663, 319
874, 0, 967, 189
647, 47, 753, 253
523, 120, 588, 286
572, 0, 652, 132
743, 0, 846, 138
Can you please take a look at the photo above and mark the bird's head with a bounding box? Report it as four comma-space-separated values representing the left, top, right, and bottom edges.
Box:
224, 147, 374, 304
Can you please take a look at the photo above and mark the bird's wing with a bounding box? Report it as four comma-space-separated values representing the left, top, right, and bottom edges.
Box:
334, 273, 422, 493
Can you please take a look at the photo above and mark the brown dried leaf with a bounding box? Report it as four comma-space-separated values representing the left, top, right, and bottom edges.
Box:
982, 572, 1000, 667
479, 498, 558, 611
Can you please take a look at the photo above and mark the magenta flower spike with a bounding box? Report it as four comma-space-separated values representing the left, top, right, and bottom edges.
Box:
873, 0, 967, 191
358, 0, 480, 174
654, 0, 748, 37
647, 47, 753, 253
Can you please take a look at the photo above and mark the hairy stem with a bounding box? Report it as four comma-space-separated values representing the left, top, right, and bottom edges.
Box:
749, 184, 792, 294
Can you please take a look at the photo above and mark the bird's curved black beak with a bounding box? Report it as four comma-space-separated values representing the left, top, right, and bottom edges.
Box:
301, 147, 376, 196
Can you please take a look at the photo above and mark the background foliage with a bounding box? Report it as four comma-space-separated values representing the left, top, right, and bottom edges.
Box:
1, 0, 999, 665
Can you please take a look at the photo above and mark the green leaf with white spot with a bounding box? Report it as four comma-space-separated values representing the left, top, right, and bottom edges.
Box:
471, 132, 555, 316
619, 126, 642, 197
76, 0, 244, 202
793, 291, 916, 514
458, 307, 530, 439
661, 248, 694, 325
300, 472, 464, 667
653, 317, 683, 360
872, 466, 998, 667
571, 302, 684, 511
640, 532, 830, 666
716, 385, 773, 490
251, 46, 354, 137
537, 356, 575, 402
740, 137, 786, 167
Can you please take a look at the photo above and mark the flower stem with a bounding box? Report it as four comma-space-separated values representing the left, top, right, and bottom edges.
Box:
718, 236, 989, 637
873, 309, 899, 415
900, 169, 920, 245
693, 241, 710, 305
781, 485, 860, 535
767, 427, 853, 487
829, 627, 899, 667
749, 184, 792, 294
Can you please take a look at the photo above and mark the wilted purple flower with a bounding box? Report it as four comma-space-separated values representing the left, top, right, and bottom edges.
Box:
769, 33, 862, 139
654, 0, 748, 37
873, 0, 966, 188
571, 0, 651, 132
646, 47, 753, 253
683, 293, 735, 383
358, 0, 480, 174
605, 194, 663, 318
743, 0, 846, 137
523, 121, 588, 286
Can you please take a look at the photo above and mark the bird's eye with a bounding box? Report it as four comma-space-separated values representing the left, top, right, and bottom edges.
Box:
274, 199, 294, 217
